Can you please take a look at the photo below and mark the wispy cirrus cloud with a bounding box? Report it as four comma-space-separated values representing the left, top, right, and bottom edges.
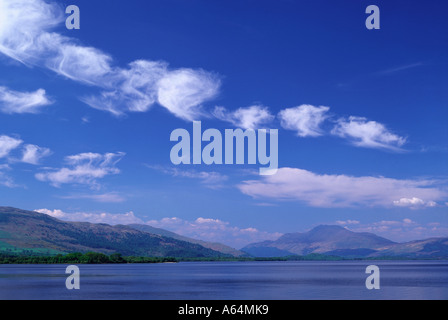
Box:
331, 116, 407, 151
0, 164, 15, 187
35, 152, 125, 188
238, 167, 447, 208
278, 105, 330, 137
213, 105, 275, 130
21, 144, 52, 165
0, 0, 220, 121
0, 86, 53, 114
375, 62, 424, 76
59, 192, 126, 203
147, 165, 228, 189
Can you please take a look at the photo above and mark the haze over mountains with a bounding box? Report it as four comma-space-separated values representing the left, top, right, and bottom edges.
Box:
0, 207, 447, 259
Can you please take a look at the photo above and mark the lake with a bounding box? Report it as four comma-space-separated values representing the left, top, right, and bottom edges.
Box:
0, 261, 447, 300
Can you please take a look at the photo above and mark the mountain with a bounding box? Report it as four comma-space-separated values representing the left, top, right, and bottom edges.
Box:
0, 207, 228, 258
243, 225, 395, 257
242, 225, 448, 259
128, 224, 247, 257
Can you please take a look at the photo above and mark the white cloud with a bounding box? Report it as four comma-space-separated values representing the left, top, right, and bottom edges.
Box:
145, 217, 282, 249
60, 192, 126, 203
393, 197, 439, 209
238, 167, 447, 208
336, 220, 360, 226
157, 69, 220, 121
278, 105, 330, 137
0, 136, 51, 164
35, 208, 144, 225
0, 0, 220, 120
393, 197, 425, 207
0, 0, 64, 64
332, 116, 407, 151
0, 86, 53, 114
35, 152, 125, 188
21, 144, 51, 164
213, 105, 274, 130
0, 135, 22, 158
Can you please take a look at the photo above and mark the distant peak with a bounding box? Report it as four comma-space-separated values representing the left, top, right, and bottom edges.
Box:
310, 225, 346, 232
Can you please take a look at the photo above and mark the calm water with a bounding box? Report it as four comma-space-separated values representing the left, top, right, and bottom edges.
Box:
0, 261, 447, 300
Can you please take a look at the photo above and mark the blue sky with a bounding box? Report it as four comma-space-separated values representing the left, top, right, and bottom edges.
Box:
0, 0, 447, 248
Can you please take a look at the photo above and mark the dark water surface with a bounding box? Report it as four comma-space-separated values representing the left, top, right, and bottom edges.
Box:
0, 261, 447, 300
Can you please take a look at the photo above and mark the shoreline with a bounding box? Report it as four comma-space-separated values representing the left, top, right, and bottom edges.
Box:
1, 254, 447, 265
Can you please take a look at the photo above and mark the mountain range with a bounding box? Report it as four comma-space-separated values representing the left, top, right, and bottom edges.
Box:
1, 207, 447, 259
242, 225, 448, 259
0, 207, 235, 258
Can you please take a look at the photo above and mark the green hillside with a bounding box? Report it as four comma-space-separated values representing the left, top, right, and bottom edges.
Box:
0, 207, 229, 258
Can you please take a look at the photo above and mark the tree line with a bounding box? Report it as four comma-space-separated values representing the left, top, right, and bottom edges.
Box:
0, 252, 177, 264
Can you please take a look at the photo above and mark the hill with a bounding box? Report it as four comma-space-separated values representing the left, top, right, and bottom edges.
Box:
128, 224, 247, 257
0, 207, 228, 258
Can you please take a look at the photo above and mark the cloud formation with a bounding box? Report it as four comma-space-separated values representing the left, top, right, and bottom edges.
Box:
0, 135, 51, 187
0, 86, 53, 114
393, 197, 438, 209
21, 144, 52, 164
0, 0, 220, 120
278, 105, 330, 137
0, 135, 51, 163
213, 105, 275, 129
0, 164, 14, 187
35, 208, 144, 225
35, 152, 125, 188
238, 167, 447, 208
332, 116, 407, 151
146, 217, 282, 249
